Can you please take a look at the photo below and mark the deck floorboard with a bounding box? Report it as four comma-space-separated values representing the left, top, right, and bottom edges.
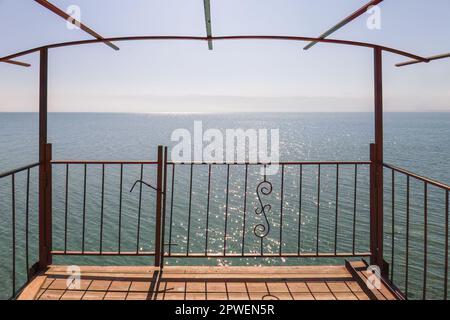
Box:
17, 264, 397, 300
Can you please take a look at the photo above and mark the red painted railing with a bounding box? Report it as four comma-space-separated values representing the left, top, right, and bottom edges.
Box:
1, 146, 449, 300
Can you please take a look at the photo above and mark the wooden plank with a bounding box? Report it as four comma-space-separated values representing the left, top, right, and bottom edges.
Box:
350, 260, 400, 299
158, 266, 350, 275
16, 275, 47, 300
44, 265, 353, 288
39, 289, 65, 300
44, 266, 352, 281
46, 265, 350, 275
345, 260, 398, 300
44, 271, 351, 282
19, 264, 375, 300
358, 267, 396, 300
345, 260, 380, 300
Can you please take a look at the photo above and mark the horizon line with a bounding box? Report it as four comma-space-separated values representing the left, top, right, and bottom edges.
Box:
1, 111, 450, 114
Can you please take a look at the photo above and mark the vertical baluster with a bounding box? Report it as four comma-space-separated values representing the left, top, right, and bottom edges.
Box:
261, 164, 266, 256
316, 164, 321, 255
352, 164, 358, 255
100, 164, 105, 253
423, 182, 428, 300
445, 190, 449, 300
405, 175, 410, 298
136, 164, 143, 254
223, 164, 230, 256
279, 164, 285, 255
205, 164, 212, 256
25, 169, 30, 280
64, 164, 69, 253
186, 163, 193, 255
169, 164, 175, 256
241, 164, 248, 256
11, 174, 16, 296
82, 164, 87, 253
334, 164, 339, 255
160, 147, 168, 266
118, 164, 123, 253
391, 169, 395, 282
298, 164, 303, 255
154, 146, 164, 266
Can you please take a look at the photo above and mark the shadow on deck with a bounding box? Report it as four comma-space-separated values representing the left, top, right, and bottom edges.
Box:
17, 261, 398, 300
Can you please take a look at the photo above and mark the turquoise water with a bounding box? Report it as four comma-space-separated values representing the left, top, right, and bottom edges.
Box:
0, 112, 449, 299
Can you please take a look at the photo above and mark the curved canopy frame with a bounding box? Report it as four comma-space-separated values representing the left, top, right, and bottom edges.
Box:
0, 35, 430, 63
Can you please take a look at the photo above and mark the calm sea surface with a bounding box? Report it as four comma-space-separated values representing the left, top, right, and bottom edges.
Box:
0, 112, 449, 299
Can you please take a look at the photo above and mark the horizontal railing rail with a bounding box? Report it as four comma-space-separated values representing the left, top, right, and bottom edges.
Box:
383, 163, 449, 300
52, 160, 371, 165
51, 160, 158, 165
384, 163, 450, 191
0, 162, 40, 299
0, 162, 39, 179
168, 161, 372, 165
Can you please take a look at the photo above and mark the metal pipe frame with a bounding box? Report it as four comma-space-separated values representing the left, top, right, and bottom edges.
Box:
203, 0, 213, 50
304, 0, 384, 50
383, 163, 450, 190
396, 52, 450, 67
38, 48, 51, 269
34, 0, 119, 51
0, 35, 429, 63
1, 60, 31, 67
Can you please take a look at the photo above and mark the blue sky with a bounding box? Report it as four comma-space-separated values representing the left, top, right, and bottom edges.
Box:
0, 0, 449, 112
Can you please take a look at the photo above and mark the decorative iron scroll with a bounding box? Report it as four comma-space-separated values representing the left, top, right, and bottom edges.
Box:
254, 178, 272, 239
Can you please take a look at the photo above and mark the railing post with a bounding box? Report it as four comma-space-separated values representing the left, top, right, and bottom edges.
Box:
39, 47, 52, 269
370, 144, 378, 266
39, 143, 52, 269
371, 47, 387, 276
154, 146, 165, 267
160, 146, 168, 266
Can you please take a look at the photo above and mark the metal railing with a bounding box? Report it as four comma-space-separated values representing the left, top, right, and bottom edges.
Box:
383, 163, 449, 300
0, 162, 40, 299
49, 160, 159, 257
2, 151, 449, 300
48, 152, 372, 261
164, 161, 371, 259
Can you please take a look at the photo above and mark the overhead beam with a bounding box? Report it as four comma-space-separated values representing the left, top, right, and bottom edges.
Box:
203, 0, 213, 50
1, 60, 31, 67
0, 36, 430, 63
34, 0, 119, 51
304, 0, 383, 50
396, 52, 450, 67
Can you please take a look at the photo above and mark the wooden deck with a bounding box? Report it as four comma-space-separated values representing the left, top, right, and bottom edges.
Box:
17, 261, 398, 300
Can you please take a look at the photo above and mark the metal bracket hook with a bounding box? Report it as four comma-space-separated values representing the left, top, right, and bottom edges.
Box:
130, 180, 163, 194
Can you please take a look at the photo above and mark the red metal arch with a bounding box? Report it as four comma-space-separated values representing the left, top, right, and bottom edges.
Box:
0, 35, 429, 63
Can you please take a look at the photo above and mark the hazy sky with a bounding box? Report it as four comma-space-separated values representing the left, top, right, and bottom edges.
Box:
0, 0, 449, 113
